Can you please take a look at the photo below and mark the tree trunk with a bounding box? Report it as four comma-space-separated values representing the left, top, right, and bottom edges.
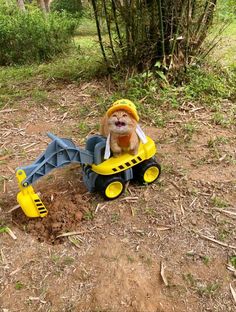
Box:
45, 0, 50, 12
37, 0, 47, 13
17, 0, 26, 11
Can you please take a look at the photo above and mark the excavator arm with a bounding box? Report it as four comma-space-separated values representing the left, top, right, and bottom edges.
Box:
16, 133, 94, 217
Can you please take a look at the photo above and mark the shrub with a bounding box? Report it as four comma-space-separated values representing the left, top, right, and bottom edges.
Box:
51, 0, 83, 16
91, 0, 218, 71
0, 8, 78, 65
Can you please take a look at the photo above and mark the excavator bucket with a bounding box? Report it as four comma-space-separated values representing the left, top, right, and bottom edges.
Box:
16, 169, 48, 218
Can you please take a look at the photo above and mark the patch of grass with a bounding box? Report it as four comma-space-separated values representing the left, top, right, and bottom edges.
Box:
218, 228, 230, 241
76, 17, 98, 36
210, 196, 229, 208
202, 256, 210, 265
229, 255, 236, 268
183, 273, 196, 287
197, 282, 220, 297
51, 254, 60, 264
161, 163, 175, 175
15, 281, 24, 290
30, 90, 48, 103
126, 255, 135, 263
183, 122, 198, 134
83, 210, 94, 221
39, 50, 106, 83
76, 121, 90, 135
0, 85, 28, 107
212, 112, 229, 126
0, 226, 8, 234
110, 213, 120, 223
183, 65, 233, 105
144, 207, 157, 217
62, 256, 75, 266
207, 136, 229, 148
183, 273, 220, 297
0, 35, 105, 92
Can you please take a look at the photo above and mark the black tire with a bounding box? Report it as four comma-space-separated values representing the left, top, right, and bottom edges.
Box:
95, 175, 125, 200
134, 159, 161, 185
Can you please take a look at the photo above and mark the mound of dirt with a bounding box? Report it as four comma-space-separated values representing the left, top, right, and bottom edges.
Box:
12, 168, 93, 244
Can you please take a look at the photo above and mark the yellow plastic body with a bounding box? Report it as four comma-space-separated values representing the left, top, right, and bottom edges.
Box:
16, 170, 48, 218
92, 136, 156, 175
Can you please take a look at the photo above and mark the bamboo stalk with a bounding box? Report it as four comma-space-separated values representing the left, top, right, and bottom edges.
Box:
157, 0, 166, 66
194, 0, 217, 49
103, 0, 117, 60
91, 0, 108, 64
111, 0, 123, 48
169, 1, 187, 69
123, 0, 132, 63
185, 0, 191, 68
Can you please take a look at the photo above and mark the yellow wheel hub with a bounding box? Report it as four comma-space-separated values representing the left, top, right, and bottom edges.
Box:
143, 166, 159, 183
105, 181, 123, 199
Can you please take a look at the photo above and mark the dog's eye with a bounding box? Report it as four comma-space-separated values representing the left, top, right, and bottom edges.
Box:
113, 114, 117, 118
122, 114, 127, 117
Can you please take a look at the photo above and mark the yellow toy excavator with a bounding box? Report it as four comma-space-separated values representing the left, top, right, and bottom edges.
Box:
16, 100, 161, 218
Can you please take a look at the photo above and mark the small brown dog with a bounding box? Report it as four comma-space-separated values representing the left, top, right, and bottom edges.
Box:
100, 99, 145, 158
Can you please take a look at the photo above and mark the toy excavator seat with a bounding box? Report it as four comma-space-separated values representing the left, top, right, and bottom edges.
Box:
85, 135, 106, 165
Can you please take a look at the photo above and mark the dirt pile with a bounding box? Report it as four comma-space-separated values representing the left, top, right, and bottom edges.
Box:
12, 168, 93, 244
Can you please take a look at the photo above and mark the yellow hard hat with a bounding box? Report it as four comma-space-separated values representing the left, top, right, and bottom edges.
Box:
106, 99, 139, 122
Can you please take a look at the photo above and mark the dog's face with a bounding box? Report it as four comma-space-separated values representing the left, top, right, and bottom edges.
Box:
107, 110, 137, 135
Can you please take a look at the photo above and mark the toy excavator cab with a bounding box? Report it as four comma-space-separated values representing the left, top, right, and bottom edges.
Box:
85, 135, 106, 165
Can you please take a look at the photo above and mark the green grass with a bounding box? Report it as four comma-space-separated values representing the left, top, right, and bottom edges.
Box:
0, 16, 235, 124
210, 196, 229, 208
0, 32, 105, 108
210, 19, 236, 67
15, 281, 24, 290
76, 17, 98, 36
230, 256, 236, 268
207, 136, 229, 148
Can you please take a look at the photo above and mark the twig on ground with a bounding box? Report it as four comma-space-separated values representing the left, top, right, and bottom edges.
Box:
190, 197, 197, 207
7, 204, 20, 213
213, 208, 236, 217
227, 265, 236, 276
197, 232, 236, 250
130, 207, 135, 216
0, 249, 7, 264
160, 261, 168, 286
7, 166, 15, 174
3, 179, 6, 193
124, 180, 130, 194
68, 236, 83, 248
0, 227, 17, 240
0, 108, 18, 114
0, 155, 11, 161
170, 180, 181, 191
180, 204, 185, 216
121, 196, 138, 202
156, 226, 172, 231
230, 284, 236, 304
56, 230, 89, 238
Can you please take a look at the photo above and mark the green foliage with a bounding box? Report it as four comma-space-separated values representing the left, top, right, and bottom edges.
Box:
15, 281, 24, 290
92, 0, 218, 71
51, 0, 83, 16
210, 196, 229, 208
230, 256, 236, 268
0, 8, 77, 65
183, 64, 235, 105
217, 0, 236, 22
